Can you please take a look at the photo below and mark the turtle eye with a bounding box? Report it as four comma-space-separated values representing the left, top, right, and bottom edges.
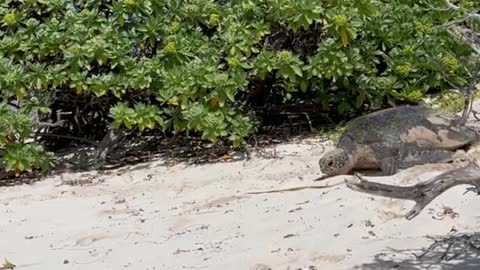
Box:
328, 161, 334, 166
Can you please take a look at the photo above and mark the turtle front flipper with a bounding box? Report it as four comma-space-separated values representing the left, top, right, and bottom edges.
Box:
380, 148, 459, 175
379, 157, 399, 175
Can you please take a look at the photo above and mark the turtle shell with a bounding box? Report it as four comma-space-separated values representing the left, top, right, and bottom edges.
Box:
338, 106, 477, 162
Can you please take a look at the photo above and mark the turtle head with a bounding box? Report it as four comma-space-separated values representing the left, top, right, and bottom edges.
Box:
319, 148, 354, 177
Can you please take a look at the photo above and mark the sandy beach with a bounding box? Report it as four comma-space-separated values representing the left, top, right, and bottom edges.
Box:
1, 130, 480, 270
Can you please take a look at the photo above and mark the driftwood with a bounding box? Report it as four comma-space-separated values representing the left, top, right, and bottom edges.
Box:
345, 162, 480, 220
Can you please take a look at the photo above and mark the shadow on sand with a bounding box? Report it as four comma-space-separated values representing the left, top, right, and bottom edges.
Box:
354, 232, 480, 270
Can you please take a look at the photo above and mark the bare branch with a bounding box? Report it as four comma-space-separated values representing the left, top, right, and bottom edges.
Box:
460, 62, 480, 124
443, 0, 461, 11
428, 0, 480, 18
441, 0, 480, 15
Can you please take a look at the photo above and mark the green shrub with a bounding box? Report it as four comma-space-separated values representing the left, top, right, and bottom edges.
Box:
0, 100, 54, 176
0, 0, 478, 174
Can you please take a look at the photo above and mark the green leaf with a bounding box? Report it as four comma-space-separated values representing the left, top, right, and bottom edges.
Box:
300, 80, 308, 92
355, 94, 365, 108
292, 65, 303, 77
38, 107, 51, 114
5, 158, 16, 172
340, 28, 349, 47
337, 101, 351, 114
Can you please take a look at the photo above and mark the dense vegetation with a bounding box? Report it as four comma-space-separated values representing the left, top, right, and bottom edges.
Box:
0, 0, 479, 176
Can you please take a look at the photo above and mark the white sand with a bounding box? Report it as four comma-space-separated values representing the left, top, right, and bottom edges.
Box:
1, 134, 480, 270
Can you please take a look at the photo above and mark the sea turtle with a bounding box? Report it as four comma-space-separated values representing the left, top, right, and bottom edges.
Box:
318, 105, 478, 178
